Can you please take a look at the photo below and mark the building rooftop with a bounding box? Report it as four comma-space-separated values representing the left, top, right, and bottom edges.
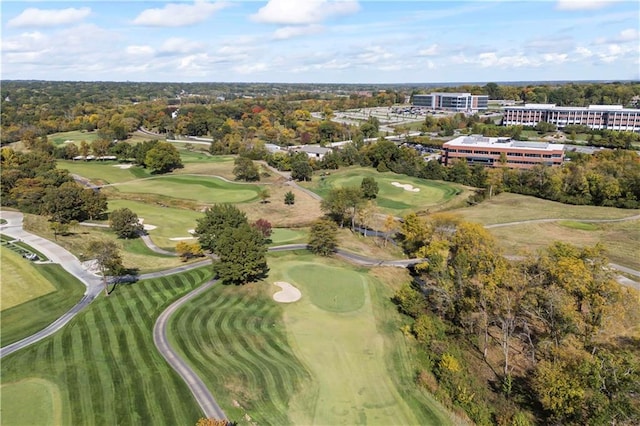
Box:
506, 103, 640, 113
444, 135, 564, 151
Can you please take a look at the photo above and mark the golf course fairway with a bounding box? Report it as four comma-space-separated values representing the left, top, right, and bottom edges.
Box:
169, 253, 453, 424
274, 259, 446, 425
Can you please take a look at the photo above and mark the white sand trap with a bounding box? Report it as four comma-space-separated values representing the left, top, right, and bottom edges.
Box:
113, 164, 133, 169
188, 229, 196, 235
391, 181, 420, 192
169, 236, 195, 241
273, 281, 302, 303
138, 218, 157, 231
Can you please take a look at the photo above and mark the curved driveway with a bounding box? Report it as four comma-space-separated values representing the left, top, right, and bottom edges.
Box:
0, 211, 103, 358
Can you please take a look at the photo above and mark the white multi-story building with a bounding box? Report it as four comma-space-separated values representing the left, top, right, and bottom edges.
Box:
503, 104, 640, 132
413, 92, 488, 112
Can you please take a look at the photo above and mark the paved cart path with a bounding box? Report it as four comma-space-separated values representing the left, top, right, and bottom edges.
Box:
2, 208, 638, 421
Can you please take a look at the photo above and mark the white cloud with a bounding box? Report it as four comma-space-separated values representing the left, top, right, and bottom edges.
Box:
555, 0, 619, 11
575, 46, 593, 57
160, 38, 205, 54
457, 51, 538, 68
126, 45, 155, 56
233, 63, 269, 74
273, 25, 323, 40
132, 1, 228, 27
252, 0, 360, 25
355, 46, 393, 64
8, 7, 91, 28
418, 44, 439, 57
543, 53, 569, 63
318, 59, 351, 70
616, 28, 639, 42
1, 31, 46, 52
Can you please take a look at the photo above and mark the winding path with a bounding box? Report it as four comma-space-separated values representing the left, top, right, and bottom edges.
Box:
0, 211, 103, 358
2, 208, 639, 421
153, 279, 227, 420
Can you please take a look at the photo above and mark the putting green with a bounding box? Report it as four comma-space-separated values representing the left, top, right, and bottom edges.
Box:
271, 258, 433, 425
1, 247, 56, 311
0, 378, 63, 426
287, 263, 365, 313
113, 175, 261, 203
269, 228, 308, 246
306, 168, 462, 214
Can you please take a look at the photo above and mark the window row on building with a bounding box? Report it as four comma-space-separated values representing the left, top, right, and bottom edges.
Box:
503, 104, 640, 132
442, 135, 565, 170
413, 92, 488, 112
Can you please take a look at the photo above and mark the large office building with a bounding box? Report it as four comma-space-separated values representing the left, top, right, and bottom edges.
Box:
442, 135, 565, 169
413, 92, 488, 112
503, 104, 640, 132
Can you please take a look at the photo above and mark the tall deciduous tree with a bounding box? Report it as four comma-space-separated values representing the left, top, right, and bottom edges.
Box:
233, 156, 260, 181
213, 224, 268, 284
42, 181, 87, 223
109, 207, 143, 238
291, 160, 313, 181
87, 240, 124, 296
145, 141, 183, 173
308, 219, 338, 256
360, 176, 379, 199
195, 204, 248, 252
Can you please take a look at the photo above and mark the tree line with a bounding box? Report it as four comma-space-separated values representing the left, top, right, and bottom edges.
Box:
393, 213, 639, 425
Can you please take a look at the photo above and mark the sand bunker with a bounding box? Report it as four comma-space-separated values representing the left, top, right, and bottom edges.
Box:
138, 218, 157, 231
169, 237, 195, 241
273, 281, 302, 303
391, 181, 420, 192
112, 164, 133, 169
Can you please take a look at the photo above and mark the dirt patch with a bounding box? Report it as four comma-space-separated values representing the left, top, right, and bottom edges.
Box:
273, 281, 302, 303
391, 181, 420, 192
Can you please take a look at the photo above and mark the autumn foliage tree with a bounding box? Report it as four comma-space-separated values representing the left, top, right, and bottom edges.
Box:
175, 241, 204, 262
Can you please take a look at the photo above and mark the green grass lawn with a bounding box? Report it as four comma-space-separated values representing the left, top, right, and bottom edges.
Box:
269, 228, 308, 246
48, 130, 100, 146
1, 260, 85, 346
1, 248, 56, 310
168, 253, 452, 425
0, 378, 63, 426
453, 192, 640, 224
489, 219, 640, 270
112, 175, 262, 204
0, 267, 212, 425
58, 160, 149, 185
302, 167, 464, 215
107, 199, 203, 250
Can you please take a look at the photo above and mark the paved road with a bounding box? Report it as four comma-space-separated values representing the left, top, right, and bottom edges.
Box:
0, 211, 103, 358
3, 207, 638, 421
153, 278, 227, 421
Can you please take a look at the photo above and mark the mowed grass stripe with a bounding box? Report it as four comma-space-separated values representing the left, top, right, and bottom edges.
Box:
169, 286, 311, 424
1, 268, 211, 426
82, 309, 116, 423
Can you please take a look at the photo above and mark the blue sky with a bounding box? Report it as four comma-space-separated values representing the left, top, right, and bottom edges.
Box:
1, 0, 638, 83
